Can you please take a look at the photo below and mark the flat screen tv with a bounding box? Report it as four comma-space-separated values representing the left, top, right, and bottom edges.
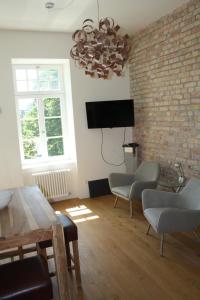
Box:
86, 99, 134, 129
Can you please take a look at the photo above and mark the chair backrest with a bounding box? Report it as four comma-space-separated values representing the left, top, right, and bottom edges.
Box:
135, 161, 160, 182
180, 177, 200, 210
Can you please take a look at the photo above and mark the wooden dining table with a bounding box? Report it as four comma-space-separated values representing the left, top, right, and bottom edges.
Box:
0, 185, 71, 300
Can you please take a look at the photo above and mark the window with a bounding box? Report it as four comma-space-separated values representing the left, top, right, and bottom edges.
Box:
13, 62, 69, 165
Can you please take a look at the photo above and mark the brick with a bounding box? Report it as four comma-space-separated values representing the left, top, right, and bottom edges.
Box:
129, 0, 200, 179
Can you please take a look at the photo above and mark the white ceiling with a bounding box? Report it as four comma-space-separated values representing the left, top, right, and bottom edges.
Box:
0, 0, 188, 34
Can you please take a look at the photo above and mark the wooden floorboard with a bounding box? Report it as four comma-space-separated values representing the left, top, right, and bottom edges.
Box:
52, 195, 200, 300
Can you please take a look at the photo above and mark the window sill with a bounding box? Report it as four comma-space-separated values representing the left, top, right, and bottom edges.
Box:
22, 159, 76, 172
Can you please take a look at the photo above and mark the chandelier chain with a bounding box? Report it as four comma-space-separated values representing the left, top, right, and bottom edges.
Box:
97, 0, 100, 23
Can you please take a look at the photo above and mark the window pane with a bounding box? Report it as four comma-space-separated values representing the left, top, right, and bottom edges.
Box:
28, 80, 39, 91
23, 138, 40, 159
44, 98, 61, 117
45, 118, 62, 137
50, 80, 59, 90
16, 81, 28, 92
27, 69, 37, 80
21, 120, 39, 138
49, 69, 58, 81
39, 69, 49, 81
39, 68, 60, 91
18, 98, 38, 119
39, 81, 49, 91
47, 138, 64, 156
19, 98, 40, 159
16, 69, 26, 80
16, 67, 61, 92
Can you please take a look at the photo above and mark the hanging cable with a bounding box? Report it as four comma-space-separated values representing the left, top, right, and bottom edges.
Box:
97, 0, 100, 23
100, 128, 126, 166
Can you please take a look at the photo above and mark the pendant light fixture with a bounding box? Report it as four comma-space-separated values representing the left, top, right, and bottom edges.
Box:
70, 0, 131, 79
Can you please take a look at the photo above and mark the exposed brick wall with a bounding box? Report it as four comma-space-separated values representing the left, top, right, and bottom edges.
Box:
129, 0, 200, 179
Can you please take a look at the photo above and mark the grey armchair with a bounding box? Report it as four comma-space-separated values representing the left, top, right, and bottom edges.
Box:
142, 177, 200, 256
109, 161, 160, 217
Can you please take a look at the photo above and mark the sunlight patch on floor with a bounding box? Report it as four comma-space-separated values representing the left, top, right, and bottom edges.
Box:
74, 215, 100, 223
65, 205, 100, 223
66, 205, 87, 212
68, 208, 92, 217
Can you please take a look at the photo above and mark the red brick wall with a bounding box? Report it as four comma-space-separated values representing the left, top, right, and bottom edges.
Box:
129, 0, 200, 178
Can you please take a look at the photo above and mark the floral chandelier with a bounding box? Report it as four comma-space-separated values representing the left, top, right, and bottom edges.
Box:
70, 1, 131, 79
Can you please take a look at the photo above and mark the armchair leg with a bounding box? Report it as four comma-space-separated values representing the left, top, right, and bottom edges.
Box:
146, 224, 151, 235
114, 196, 118, 208
130, 201, 133, 218
160, 233, 164, 257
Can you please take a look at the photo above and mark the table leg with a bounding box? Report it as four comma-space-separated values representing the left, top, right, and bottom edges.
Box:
52, 223, 71, 300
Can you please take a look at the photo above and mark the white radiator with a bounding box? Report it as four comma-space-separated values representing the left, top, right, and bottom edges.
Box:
32, 169, 70, 200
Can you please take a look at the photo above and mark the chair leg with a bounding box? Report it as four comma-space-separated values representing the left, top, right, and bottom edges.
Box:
114, 196, 118, 208
18, 246, 24, 260
146, 224, 151, 235
36, 243, 48, 270
65, 242, 72, 270
36, 244, 48, 260
160, 233, 164, 257
72, 240, 82, 288
130, 200, 133, 218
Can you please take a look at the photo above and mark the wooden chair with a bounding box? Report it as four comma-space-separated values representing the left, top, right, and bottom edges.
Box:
38, 213, 82, 287
0, 255, 52, 300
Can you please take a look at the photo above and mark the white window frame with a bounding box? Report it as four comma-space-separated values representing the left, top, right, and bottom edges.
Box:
13, 62, 70, 166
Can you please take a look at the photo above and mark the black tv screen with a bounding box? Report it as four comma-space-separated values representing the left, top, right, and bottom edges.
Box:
86, 99, 134, 129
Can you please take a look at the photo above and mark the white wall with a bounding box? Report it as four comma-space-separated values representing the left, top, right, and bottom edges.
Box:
0, 29, 131, 198
71, 65, 131, 197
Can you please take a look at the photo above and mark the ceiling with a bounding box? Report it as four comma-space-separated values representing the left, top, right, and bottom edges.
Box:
0, 0, 188, 34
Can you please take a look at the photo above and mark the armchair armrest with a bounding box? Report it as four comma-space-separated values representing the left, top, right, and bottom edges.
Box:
109, 173, 135, 188
142, 189, 180, 210
158, 209, 200, 233
130, 181, 158, 201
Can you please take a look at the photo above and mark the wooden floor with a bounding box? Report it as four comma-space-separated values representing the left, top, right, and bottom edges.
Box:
52, 195, 200, 300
